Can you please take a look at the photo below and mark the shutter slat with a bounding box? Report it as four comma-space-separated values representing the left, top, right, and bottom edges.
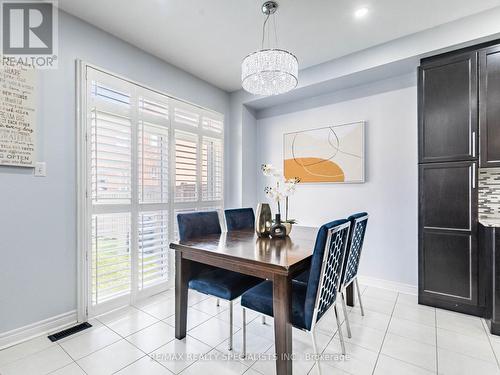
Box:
138, 211, 169, 289
91, 213, 131, 305
91, 108, 132, 204
175, 130, 198, 202
202, 136, 223, 201
138, 121, 169, 204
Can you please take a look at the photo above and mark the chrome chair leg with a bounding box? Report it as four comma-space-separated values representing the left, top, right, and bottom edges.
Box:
310, 328, 322, 375
242, 307, 247, 358
340, 292, 352, 338
228, 300, 233, 351
355, 278, 364, 316
261, 315, 266, 325
216, 298, 220, 307
334, 304, 346, 355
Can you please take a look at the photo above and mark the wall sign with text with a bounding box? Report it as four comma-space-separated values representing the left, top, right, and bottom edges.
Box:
0, 63, 36, 167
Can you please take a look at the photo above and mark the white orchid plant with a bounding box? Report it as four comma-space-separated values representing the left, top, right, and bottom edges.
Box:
262, 164, 300, 224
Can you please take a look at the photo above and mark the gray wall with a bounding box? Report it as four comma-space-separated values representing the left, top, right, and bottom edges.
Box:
0, 11, 229, 333
256, 74, 418, 286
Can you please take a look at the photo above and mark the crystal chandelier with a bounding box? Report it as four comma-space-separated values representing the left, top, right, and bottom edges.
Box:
241, 1, 298, 96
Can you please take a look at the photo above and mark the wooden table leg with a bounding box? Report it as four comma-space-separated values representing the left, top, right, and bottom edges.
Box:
273, 274, 293, 375
175, 251, 189, 339
346, 283, 355, 307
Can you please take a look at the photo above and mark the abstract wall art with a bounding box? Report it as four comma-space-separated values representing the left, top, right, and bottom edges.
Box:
283, 121, 365, 183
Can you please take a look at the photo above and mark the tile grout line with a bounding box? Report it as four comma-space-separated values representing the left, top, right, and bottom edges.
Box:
109, 354, 149, 375
157, 338, 215, 375
434, 316, 500, 365
124, 330, 176, 358
96, 307, 160, 337
68, 317, 147, 363
0, 338, 59, 369
54, 341, 88, 375
128, 304, 167, 322
162, 314, 209, 332
370, 292, 398, 375
481, 318, 500, 370
310, 297, 357, 375
435, 311, 500, 370
73, 315, 163, 375
76, 296, 229, 371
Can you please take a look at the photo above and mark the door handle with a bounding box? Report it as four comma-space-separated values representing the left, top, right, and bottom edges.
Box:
472, 163, 476, 189
472, 131, 476, 158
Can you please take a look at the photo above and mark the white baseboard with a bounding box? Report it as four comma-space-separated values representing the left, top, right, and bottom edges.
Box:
358, 275, 418, 296
0, 310, 78, 350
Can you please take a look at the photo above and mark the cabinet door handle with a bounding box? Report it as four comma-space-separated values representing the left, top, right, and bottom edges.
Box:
472, 131, 476, 158
472, 163, 476, 189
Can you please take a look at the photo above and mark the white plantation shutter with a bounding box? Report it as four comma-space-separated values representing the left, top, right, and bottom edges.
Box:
175, 131, 199, 202
83, 66, 223, 316
88, 69, 134, 311
202, 114, 223, 134
91, 110, 132, 204
174, 105, 199, 128
202, 136, 223, 201
138, 211, 169, 289
91, 213, 131, 305
138, 122, 169, 203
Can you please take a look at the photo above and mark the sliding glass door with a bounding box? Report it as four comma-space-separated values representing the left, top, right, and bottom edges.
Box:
82, 66, 223, 316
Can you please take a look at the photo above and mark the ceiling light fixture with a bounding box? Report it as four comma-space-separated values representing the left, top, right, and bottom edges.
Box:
241, 1, 298, 96
354, 7, 369, 19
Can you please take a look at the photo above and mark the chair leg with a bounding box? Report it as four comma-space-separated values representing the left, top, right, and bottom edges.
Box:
242, 307, 247, 358
355, 278, 364, 317
216, 298, 220, 307
261, 315, 266, 325
340, 292, 352, 339
228, 300, 233, 351
310, 328, 321, 375
334, 304, 346, 355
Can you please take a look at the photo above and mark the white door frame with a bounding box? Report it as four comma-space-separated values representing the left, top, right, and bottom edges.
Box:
76, 59, 89, 322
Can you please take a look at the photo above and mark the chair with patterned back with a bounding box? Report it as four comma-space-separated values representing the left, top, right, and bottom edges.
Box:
177, 211, 263, 351
338, 212, 369, 339
240, 219, 352, 372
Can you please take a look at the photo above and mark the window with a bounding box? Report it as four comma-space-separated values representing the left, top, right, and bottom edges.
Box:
82, 66, 224, 315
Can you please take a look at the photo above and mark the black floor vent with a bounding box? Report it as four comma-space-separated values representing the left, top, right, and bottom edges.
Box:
48, 322, 92, 342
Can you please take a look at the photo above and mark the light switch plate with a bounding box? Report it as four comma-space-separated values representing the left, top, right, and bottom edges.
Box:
34, 162, 46, 177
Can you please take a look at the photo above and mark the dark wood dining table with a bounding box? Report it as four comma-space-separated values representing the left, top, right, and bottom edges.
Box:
169, 226, 355, 375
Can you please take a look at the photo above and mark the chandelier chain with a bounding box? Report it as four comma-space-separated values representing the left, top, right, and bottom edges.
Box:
261, 13, 270, 49
242, 1, 298, 96
273, 14, 278, 48
261, 13, 279, 50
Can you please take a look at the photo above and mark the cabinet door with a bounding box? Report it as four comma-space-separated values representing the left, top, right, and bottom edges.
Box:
480, 45, 500, 167
419, 52, 478, 163
419, 161, 477, 231
419, 161, 480, 312
421, 230, 478, 305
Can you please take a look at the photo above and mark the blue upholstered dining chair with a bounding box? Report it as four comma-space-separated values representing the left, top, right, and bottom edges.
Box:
240, 219, 352, 368
177, 211, 263, 351
224, 208, 255, 231
339, 212, 369, 339
225, 207, 273, 325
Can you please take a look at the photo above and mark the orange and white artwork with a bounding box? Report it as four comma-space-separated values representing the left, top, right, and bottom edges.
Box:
283, 122, 365, 183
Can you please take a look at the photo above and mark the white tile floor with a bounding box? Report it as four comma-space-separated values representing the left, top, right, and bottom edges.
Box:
1, 285, 500, 375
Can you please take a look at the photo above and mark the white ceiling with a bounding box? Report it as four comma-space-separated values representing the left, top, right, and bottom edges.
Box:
59, 0, 500, 92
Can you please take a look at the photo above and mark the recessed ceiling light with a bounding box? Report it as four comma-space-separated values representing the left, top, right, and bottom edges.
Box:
354, 7, 369, 19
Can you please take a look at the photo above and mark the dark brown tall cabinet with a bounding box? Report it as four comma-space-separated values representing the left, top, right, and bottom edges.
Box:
418, 50, 482, 316
480, 45, 500, 168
